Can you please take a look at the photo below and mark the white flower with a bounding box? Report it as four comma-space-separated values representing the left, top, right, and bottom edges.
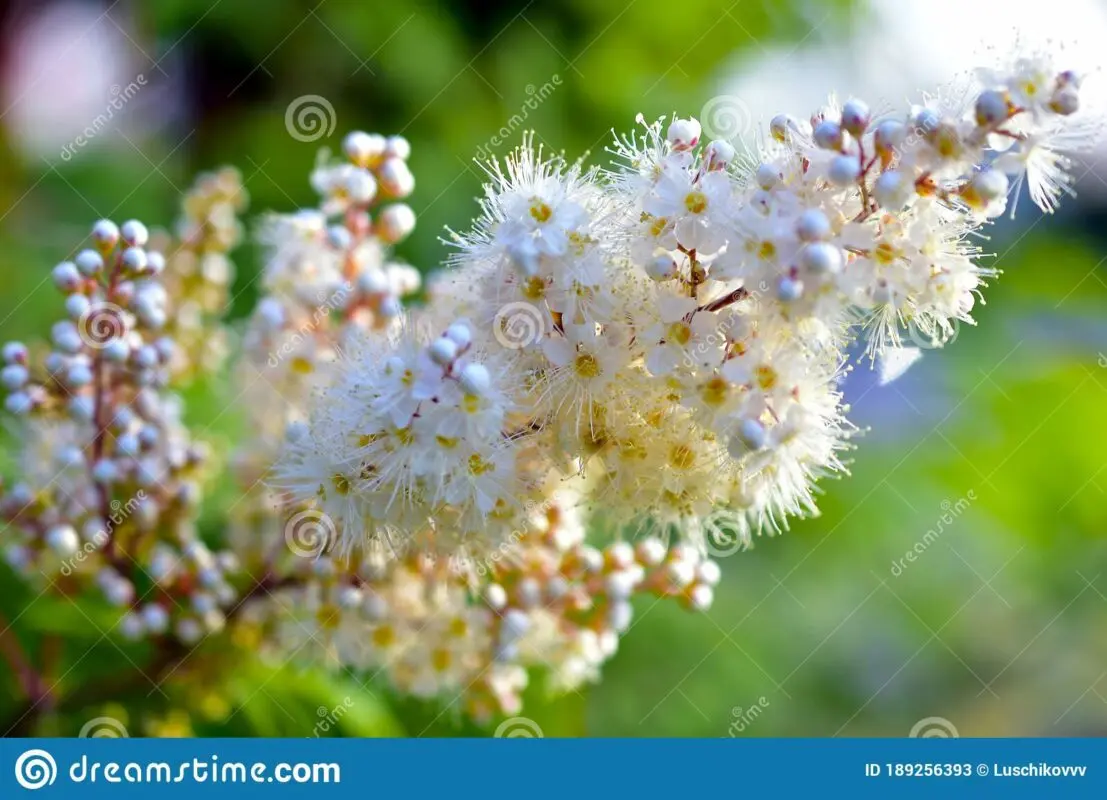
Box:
643, 163, 732, 253
643, 292, 723, 376
994, 131, 1077, 215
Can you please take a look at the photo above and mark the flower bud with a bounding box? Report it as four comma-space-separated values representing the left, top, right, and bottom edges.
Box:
121, 246, 147, 272
91, 219, 120, 250
873, 170, 911, 209
2, 342, 28, 364
1050, 85, 1080, 116
120, 219, 149, 247
776, 276, 804, 302
873, 120, 905, 158
141, 604, 169, 634
377, 158, 414, 197
813, 120, 843, 150
458, 362, 491, 396
1, 364, 28, 390
385, 135, 411, 160
796, 209, 831, 242
53, 261, 82, 292
728, 418, 767, 459
828, 155, 861, 185
5, 392, 32, 415
769, 114, 795, 142
840, 98, 871, 137
445, 322, 472, 349
666, 117, 701, 150
756, 163, 780, 190
377, 203, 416, 243
357, 269, 390, 296
975, 89, 1009, 127
75, 249, 104, 277
46, 524, 80, 556
705, 139, 736, 168
345, 169, 377, 205
428, 336, 458, 366
343, 131, 386, 166
801, 242, 844, 274
696, 560, 722, 586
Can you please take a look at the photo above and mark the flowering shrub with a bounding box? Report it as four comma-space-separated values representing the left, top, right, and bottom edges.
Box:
0, 53, 1095, 730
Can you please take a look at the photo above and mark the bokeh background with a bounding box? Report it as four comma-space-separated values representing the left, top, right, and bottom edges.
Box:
2, 0, 1106, 737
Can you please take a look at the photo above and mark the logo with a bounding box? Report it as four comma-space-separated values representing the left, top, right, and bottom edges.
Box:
14, 749, 57, 790
493, 717, 543, 738
492, 302, 545, 350
76, 302, 126, 349
703, 515, 749, 558
79, 716, 129, 738
284, 509, 337, 558
909, 716, 959, 738
701, 95, 753, 142
285, 95, 337, 143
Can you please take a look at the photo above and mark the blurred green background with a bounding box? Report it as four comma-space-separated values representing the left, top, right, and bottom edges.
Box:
1, 0, 1106, 737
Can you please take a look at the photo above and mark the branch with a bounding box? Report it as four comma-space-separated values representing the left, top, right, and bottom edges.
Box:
697, 287, 749, 314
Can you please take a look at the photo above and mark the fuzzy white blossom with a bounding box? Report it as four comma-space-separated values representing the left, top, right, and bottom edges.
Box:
0, 51, 1097, 726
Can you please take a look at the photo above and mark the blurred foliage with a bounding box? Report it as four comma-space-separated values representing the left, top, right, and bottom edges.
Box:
2, 0, 1106, 737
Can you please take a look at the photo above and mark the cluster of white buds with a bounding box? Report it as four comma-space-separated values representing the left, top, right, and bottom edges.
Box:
250, 492, 718, 721
311, 131, 415, 225
117, 539, 241, 643
152, 168, 248, 380
0, 220, 234, 643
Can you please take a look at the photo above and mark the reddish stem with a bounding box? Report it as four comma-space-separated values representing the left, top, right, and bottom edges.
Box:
697, 287, 749, 314
91, 253, 122, 557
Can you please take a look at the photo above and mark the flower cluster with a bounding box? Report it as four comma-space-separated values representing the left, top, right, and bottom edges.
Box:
262, 53, 1093, 713
249, 490, 717, 721
0, 51, 1096, 728
151, 167, 249, 381
0, 219, 239, 643
243, 131, 718, 710
274, 323, 530, 554
229, 132, 422, 555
